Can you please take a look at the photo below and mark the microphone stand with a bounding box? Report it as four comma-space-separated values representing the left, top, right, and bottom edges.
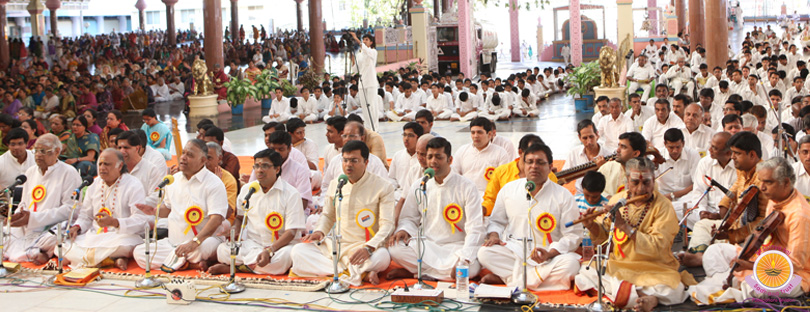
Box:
512, 189, 537, 305
45, 189, 81, 286
0, 189, 12, 277
325, 185, 349, 294
587, 207, 617, 312
411, 183, 433, 290
221, 195, 253, 294
136, 188, 166, 289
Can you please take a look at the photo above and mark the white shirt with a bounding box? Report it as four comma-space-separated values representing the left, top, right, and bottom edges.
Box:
128, 158, 164, 207
388, 149, 421, 196
491, 135, 518, 160
0, 150, 35, 188
591, 111, 604, 124
314, 94, 331, 112
165, 168, 228, 246
288, 147, 309, 169
293, 138, 319, 167
561, 143, 613, 193
597, 113, 634, 152
665, 64, 692, 82
269, 96, 291, 116
143, 146, 169, 174
297, 95, 319, 116
322, 143, 340, 172
793, 162, 810, 200
488, 178, 582, 254
426, 94, 449, 112
356, 44, 379, 89
398, 172, 485, 262
641, 113, 686, 152
394, 93, 421, 112
682, 124, 716, 157
656, 147, 700, 196
692, 157, 736, 214
625, 105, 655, 132
237, 179, 305, 245
451, 142, 511, 194
626, 62, 656, 81
72, 174, 149, 248
17, 161, 83, 231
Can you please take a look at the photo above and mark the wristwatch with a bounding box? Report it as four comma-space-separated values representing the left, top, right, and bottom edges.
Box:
364, 246, 373, 255
192, 237, 202, 245
266, 246, 276, 257
628, 228, 637, 237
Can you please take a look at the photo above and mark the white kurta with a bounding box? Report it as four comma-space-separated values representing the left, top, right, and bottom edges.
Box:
625, 105, 655, 132
133, 168, 228, 269
65, 174, 150, 267
682, 124, 715, 158
216, 179, 304, 274
143, 146, 169, 175
5, 162, 82, 262
641, 113, 686, 153
691, 157, 736, 215
293, 138, 319, 168
657, 147, 701, 227
290, 171, 395, 286
491, 135, 518, 161
355, 44, 381, 131
263, 97, 292, 123
451, 142, 510, 195
128, 159, 164, 208
390, 172, 485, 280
562, 144, 613, 194
793, 162, 810, 200
478, 179, 582, 290
597, 113, 635, 152
388, 149, 421, 198
0, 150, 35, 188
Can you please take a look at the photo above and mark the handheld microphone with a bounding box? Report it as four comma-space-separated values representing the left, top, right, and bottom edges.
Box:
525, 180, 536, 200
154, 175, 175, 191
3, 175, 26, 192
244, 181, 260, 201
704, 175, 733, 198
420, 168, 435, 188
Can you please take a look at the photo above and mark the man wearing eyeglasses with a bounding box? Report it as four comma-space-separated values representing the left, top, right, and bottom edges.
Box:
5, 133, 83, 264
292, 140, 395, 285
208, 149, 305, 275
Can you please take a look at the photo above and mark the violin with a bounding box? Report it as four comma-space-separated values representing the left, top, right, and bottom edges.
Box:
711, 185, 759, 244
724, 210, 785, 289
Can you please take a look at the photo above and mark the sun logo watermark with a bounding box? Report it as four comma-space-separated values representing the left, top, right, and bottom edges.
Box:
745, 246, 802, 296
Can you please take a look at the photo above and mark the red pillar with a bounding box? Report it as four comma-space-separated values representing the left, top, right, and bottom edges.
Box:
46, 0, 60, 38
309, 0, 324, 75
230, 0, 238, 44
296, 0, 303, 33
203, 0, 223, 70
163, 0, 177, 45
704, 0, 727, 70
676, 0, 686, 34
509, 0, 519, 62
135, 0, 146, 31
688, 0, 704, 51
0, 0, 8, 71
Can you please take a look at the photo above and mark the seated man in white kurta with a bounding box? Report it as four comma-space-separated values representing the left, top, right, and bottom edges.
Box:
65, 149, 150, 270
208, 149, 304, 275
478, 144, 582, 290
290, 140, 395, 285
657, 128, 701, 228
4, 134, 83, 264
262, 88, 292, 124
452, 117, 511, 195
386, 137, 486, 281
116, 130, 164, 207
132, 139, 227, 272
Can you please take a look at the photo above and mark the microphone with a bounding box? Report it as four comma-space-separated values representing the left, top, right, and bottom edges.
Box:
72, 177, 94, 199
154, 175, 175, 191
3, 175, 26, 192
244, 181, 260, 201
420, 168, 435, 188
525, 180, 536, 200
336, 174, 349, 192
704, 175, 733, 198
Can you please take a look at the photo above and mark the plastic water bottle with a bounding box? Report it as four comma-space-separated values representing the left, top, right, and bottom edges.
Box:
582, 228, 594, 261
456, 259, 469, 301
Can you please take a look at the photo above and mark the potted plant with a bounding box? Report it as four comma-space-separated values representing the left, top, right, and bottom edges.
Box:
565, 61, 600, 112
279, 79, 298, 97
254, 68, 280, 109
223, 75, 258, 115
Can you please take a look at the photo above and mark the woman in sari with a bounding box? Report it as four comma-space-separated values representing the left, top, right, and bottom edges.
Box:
64, 115, 100, 179
49, 114, 71, 151
100, 110, 129, 149
20, 119, 38, 149
82, 108, 103, 136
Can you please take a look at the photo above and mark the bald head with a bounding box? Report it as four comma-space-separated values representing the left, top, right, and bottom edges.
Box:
710, 131, 733, 163
684, 103, 704, 131
416, 134, 435, 169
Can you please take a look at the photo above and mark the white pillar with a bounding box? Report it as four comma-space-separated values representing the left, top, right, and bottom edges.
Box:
95, 16, 104, 34
118, 16, 127, 32
71, 15, 80, 37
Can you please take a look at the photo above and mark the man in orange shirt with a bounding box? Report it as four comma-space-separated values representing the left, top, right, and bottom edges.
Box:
481, 134, 547, 216
689, 157, 810, 303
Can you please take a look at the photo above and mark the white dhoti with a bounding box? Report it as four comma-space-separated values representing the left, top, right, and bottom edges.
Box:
671, 79, 695, 97
4, 229, 56, 262
299, 113, 319, 123
63, 230, 143, 267
435, 109, 453, 120
477, 244, 580, 291
132, 236, 224, 270
688, 243, 805, 305
451, 111, 479, 122
384, 110, 418, 122
512, 108, 539, 118
574, 264, 689, 308
305, 213, 320, 234
289, 241, 390, 286
628, 82, 653, 102
262, 113, 291, 124
479, 109, 510, 122
687, 219, 724, 251
215, 240, 295, 275
388, 240, 480, 280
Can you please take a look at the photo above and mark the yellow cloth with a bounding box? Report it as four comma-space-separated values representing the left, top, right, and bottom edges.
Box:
717, 164, 769, 244
592, 190, 685, 289
221, 170, 238, 223
597, 161, 625, 197
481, 159, 557, 216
